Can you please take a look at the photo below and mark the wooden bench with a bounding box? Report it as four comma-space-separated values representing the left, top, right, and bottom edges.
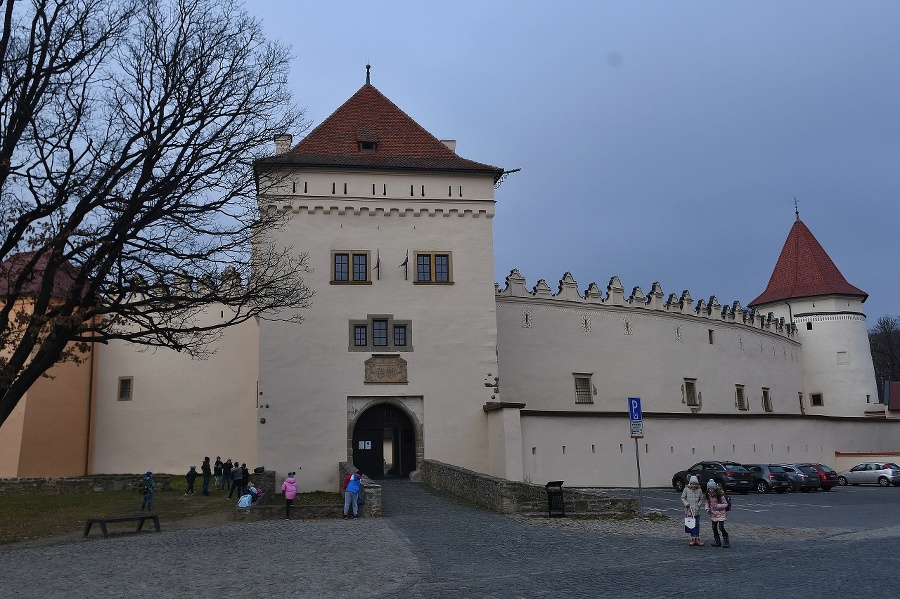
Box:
83, 514, 161, 538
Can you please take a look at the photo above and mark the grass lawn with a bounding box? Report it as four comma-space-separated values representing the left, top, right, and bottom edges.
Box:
0, 476, 342, 546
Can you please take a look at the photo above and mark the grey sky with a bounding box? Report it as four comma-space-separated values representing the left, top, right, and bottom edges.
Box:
254, 1, 900, 321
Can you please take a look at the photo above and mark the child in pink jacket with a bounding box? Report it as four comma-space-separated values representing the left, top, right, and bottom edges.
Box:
282, 471, 298, 520
705, 479, 730, 548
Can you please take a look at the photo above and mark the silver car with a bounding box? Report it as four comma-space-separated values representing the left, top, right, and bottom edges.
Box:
837, 462, 900, 487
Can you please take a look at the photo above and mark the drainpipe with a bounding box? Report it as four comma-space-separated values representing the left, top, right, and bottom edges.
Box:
85, 320, 98, 475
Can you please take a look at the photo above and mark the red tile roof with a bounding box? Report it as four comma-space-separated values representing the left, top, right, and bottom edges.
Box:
0, 251, 80, 299
748, 219, 867, 307
256, 84, 504, 180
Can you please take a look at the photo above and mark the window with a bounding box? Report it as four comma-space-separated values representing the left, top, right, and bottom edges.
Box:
415, 252, 452, 284
762, 388, 773, 412
708, 329, 715, 344
393, 325, 407, 347
349, 315, 412, 352
332, 251, 371, 284
810, 393, 824, 407
574, 374, 593, 404
358, 141, 376, 152
735, 385, 747, 411
806, 322, 813, 330
684, 379, 698, 407
837, 351, 849, 365
373, 319, 388, 346
117, 377, 133, 401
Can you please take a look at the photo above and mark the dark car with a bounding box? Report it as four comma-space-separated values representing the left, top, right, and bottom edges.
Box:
779, 464, 821, 492
797, 462, 839, 491
671, 461, 752, 494
743, 464, 791, 494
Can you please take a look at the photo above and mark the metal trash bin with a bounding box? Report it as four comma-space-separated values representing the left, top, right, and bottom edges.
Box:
546, 480, 565, 517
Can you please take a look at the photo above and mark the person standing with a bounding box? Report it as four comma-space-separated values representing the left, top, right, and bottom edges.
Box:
185, 465, 199, 495
342, 471, 362, 519
680, 475, 704, 546
705, 479, 731, 548
201, 457, 212, 496
282, 471, 298, 520
214, 457, 224, 490
222, 459, 233, 493
227, 461, 244, 500
140, 471, 155, 511
241, 463, 250, 493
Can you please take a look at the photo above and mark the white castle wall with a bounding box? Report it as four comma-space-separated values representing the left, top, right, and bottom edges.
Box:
496, 270, 803, 416
91, 304, 259, 476
257, 168, 500, 492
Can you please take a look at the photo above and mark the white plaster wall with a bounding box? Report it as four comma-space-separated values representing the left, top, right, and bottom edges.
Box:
520, 414, 900, 487
91, 306, 259, 475
496, 296, 803, 416
761, 297, 878, 417
258, 169, 499, 491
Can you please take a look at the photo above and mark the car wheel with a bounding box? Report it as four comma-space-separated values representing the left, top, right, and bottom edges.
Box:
878, 476, 891, 487
674, 478, 685, 492
837, 476, 848, 486
756, 481, 769, 494
788, 481, 797, 492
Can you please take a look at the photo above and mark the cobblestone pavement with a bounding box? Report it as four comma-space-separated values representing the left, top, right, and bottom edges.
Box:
2, 481, 900, 598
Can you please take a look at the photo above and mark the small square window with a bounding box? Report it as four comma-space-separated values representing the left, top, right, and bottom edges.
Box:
574, 374, 593, 404
810, 393, 824, 407
118, 377, 133, 401
837, 351, 849, 365
358, 141, 377, 152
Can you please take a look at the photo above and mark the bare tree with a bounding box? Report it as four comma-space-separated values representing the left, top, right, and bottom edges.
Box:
869, 315, 900, 400
0, 0, 312, 427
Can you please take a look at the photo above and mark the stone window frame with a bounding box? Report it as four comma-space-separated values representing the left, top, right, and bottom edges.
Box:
117, 376, 134, 401
349, 314, 413, 352
413, 251, 453, 285
331, 250, 372, 285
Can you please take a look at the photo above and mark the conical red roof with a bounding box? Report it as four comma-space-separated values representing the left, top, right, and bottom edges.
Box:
748, 219, 867, 307
256, 83, 503, 180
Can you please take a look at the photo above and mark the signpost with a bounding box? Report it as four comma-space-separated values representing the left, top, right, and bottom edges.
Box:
628, 397, 644, 516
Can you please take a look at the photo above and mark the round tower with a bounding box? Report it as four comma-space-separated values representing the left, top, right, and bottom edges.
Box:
748, 215, 878, 417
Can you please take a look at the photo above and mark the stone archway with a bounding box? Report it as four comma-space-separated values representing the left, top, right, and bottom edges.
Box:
349, 399, 422, 480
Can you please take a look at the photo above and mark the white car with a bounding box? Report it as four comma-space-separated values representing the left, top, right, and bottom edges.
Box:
837, 462, 900, 487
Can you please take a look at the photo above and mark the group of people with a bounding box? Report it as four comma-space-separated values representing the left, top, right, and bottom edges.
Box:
680, 475, 731, 548
182, 457, 252, 499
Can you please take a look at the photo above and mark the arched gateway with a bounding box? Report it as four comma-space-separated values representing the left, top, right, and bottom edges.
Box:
351, 402, 419, 479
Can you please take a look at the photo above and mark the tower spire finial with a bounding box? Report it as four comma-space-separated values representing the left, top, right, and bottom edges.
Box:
365, 64, 371, 85
794, 196, 800, 221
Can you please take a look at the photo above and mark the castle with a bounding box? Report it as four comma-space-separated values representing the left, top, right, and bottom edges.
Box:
2, 76, 894, 490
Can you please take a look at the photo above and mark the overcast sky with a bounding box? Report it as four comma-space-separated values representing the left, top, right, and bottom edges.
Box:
253, 1, 899, 322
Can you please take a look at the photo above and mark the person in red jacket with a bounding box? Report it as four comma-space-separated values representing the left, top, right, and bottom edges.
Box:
281, 471, 298, 520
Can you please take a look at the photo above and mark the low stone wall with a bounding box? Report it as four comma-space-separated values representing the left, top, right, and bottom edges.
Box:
339, 462, 382, 517
0, 474, 171, 494
422, 460, 636, 517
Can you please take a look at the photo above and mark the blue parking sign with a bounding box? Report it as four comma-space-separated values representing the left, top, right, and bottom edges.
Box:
628, 397, 642, 421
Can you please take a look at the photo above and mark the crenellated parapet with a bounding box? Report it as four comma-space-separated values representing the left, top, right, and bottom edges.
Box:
263, 203, 492, 219
497, 269, 796, 339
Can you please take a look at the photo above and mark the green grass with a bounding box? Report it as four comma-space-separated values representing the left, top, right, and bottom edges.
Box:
0, 476, 342, 545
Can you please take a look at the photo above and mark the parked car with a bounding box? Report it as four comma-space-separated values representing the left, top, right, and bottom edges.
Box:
743, 464, 791, 494
837, 462, 900, 487
779, 464, 821, 492
671, 461, 752, 494
797, 462, 839, 491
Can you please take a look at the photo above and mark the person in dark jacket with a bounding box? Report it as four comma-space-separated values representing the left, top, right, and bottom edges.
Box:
185, 466, 199, 495
227, 461, 244, 499
201, 457, 212, 496
214, 457, 224, 490
222, 459, 233, 492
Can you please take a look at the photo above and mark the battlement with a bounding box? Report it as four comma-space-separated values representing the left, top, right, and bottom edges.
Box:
264, 202, 492, 218
496, 269, 796, 339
